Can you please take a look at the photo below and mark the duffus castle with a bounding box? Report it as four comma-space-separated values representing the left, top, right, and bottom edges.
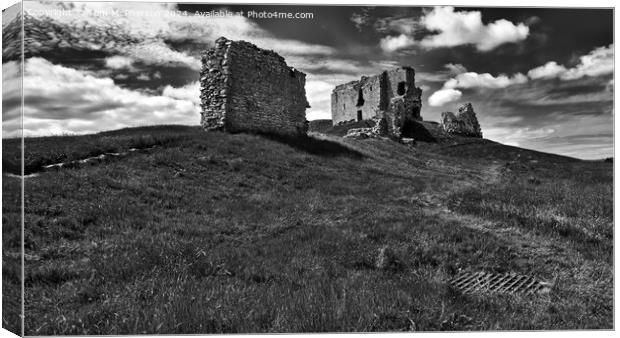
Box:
200, 37, 481, 139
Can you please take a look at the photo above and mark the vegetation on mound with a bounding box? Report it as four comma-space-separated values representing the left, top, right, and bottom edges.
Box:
2, 126, 612, 334
2, 125, 200, 175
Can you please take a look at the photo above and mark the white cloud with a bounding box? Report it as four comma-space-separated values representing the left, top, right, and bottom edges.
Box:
3, 58, 199, 137
428, 69, 527, 107
445, 63, 468, 75
304, 78, 338, 120
379, 34, 416, 53
420, 7, 529, 51
444, 72, 528, 89
527, 45, 613, 81
380, 6, 529, 52
136, 73, 150, 81
123, 42, 202, 71
104, 55, 134, 69
527, 61, 567, 79
2, 61, 22, 135
162, 81, 200, 105
560, 44, 614, 80
428, 88, 462, 106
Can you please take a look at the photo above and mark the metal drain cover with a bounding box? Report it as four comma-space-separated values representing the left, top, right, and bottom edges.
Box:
450, 271, 551, 294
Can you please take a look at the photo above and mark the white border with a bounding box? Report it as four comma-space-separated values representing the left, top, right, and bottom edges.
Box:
0, 1, 616, 338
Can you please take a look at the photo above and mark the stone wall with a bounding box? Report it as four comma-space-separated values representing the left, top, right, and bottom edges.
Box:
331, 74, 384, 125
331, 66, 422, 127
385, 67, 422, 120
200, 37, 309, 136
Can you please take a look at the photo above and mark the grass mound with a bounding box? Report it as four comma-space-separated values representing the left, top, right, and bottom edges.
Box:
2, 125, 612, 334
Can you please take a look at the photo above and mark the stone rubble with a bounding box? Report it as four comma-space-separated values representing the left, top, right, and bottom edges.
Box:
343, 128, 377, 139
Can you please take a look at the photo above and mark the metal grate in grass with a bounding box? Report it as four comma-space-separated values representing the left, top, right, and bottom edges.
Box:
450, 271, 551, 294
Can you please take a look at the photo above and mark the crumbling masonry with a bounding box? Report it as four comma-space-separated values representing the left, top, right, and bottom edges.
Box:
200, 37, 310, 136
441, 103, 483, 138
331, 66, 423, 138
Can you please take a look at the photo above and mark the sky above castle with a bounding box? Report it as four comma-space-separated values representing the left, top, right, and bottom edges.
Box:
2, 2, 613, 159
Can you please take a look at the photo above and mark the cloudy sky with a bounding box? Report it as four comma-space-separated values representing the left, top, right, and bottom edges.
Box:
2, 2, 614, 159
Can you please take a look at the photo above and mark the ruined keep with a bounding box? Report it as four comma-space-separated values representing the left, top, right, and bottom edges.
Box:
200, 37, 310, 136
331, 66, 423, 138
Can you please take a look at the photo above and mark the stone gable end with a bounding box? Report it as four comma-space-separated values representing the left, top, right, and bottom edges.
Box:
200, 37, 309, 136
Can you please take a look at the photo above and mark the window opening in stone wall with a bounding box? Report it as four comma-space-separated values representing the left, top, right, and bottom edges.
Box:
357, 110, 363, 121
397, 81, 406, 95
356, 88, 365, 107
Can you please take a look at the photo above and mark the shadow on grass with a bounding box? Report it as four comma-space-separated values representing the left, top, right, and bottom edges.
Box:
2, 159, 21, 176
402, 121, 437, 143
258, 132, 365, 159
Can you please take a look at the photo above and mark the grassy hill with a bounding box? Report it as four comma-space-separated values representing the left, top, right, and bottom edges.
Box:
2, 125, 613, 334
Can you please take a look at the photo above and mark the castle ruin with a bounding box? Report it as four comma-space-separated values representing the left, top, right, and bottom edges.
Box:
331, 66, 423, 138
200, 37, 310, 136
441, 103, 483, 138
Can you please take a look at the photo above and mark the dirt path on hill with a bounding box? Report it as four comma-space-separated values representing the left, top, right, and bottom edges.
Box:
418, 160, 576, 279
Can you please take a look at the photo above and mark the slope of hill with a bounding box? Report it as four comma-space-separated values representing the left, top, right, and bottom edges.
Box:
2, 125, 613, 334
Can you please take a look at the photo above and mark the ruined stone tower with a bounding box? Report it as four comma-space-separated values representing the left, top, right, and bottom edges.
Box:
331, 67, 423, 134
441, 103, 483, 138
200, 37, 310, 136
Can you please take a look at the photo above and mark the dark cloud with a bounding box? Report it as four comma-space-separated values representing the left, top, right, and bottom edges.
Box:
546, 82, 608, 97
